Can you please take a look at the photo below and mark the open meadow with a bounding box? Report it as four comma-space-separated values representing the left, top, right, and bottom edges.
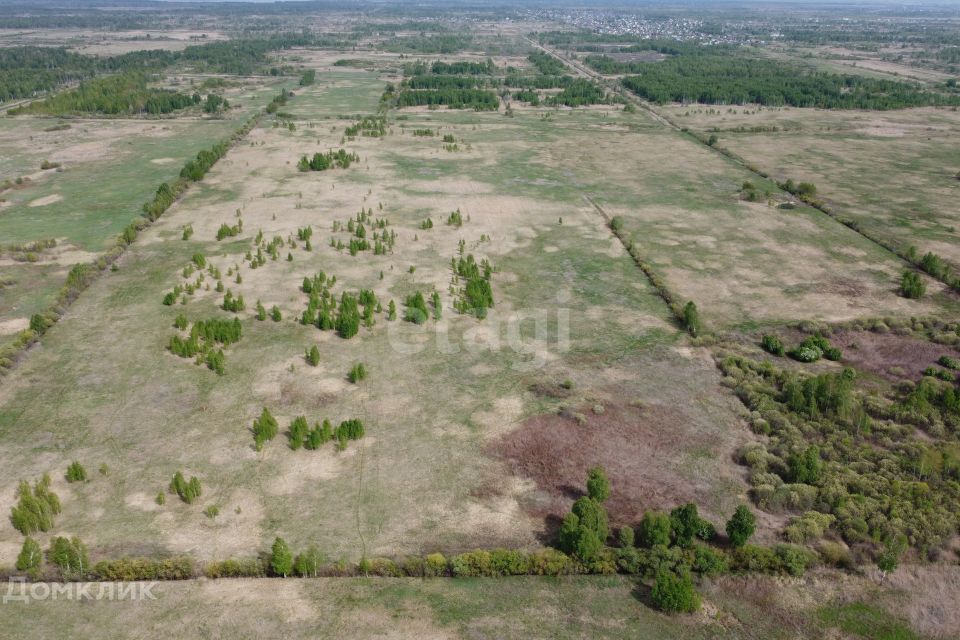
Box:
1, 3, 960, 638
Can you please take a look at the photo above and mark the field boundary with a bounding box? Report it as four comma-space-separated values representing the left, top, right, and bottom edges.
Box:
529, 38, 958, 295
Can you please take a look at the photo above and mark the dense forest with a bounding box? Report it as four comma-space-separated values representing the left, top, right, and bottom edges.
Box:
618, 54, 960, 109
0, 35, 323, 104
9, 73, 198, 116
393, 88, 499, 110
383, 34, 473, 54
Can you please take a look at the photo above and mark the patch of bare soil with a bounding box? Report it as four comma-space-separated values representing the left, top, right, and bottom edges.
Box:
831, 330, 957, 381
491, 400, 721, 527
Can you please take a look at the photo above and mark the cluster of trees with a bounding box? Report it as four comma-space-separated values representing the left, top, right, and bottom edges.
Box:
621, 53, 960, 109
181, 139, 230, 181
527, 52, 567, 76
761, 333, 842, 363
383, 34, 472, 55
551, 467, 813, 614
202, 93, 229, 114
10, 475, 61, 535
404, 291, 430, 324
0, 35, 322, 106
389, 86, 499, 111
287, 415, 365, 451
453, 254, 494, 318
345, 116, 385, 138
221, 290, 246, 313
299, 69, 316, 86
719, 350, 960, 554
168, 317, 241, 375
544, 78, 607, 107
297, 149, 360, 171
169, 471, 202, 504
416, 59, 495, 75
216, 221, 241, 240
10, 72, 199, 116
348, 362, 368, 383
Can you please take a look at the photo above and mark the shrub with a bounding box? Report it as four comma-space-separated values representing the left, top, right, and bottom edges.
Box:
691, 545, 729, 576
348, 362, 367, 383
670, 503, 713, 547
65, 461, 87, 483
650, 569, 700, 613
784, 511, 835, 544
253, 407, 279, 450
169, 471, 202, 504
306, 345, 320, 366
424, 552, 448, 577
16, 537, 42, 574
638, 511, 672, 548
681, 301, 701, 337
586, 466, 610, 503
761, 334, 784, 356
203, 558, 265, 579
725, 505, 756, 547
94, 556, 195, 581
294, 545, 325, 578
900, 270, 926, 299
10, 475, 61, 535
937, 355, 960, 370
288, 416, 309, 450
48, 536, 89, 578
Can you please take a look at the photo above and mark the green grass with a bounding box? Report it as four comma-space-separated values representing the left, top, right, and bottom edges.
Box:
818, 602, 920, 640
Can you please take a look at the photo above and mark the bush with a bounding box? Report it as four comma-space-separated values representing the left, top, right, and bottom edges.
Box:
784, 511, 835, 544
170, 471, 202, 504
204, 558, 265, 579
49, 536, 89, 578
900, 270, 926, 299
424, 552, 448, 577
681, 301, 701, 337
93, 557, 195, 581
348, 362, 367, 383
725, 505, 756, 547
16, 537, 42, 574
586, 466, 610, 502
761, 334, 784, 356
253, 407, 279, 450
670, 503, 714, 547
10, 475, 61, 535
650, 569, 700, 614
691, 545, 729, 576
638, 511, 672, 548
65, 461, 87, 483
937, 355, 960, 370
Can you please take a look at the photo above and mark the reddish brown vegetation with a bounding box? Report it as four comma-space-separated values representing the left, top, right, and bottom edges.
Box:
492, 401, 724, 528
831, 330, 954, 382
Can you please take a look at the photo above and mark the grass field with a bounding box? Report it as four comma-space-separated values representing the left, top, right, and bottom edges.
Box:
663, 104, 960, 273
0, 75, 289, 337
0, 569, 948, 640
0, 59, 757, 566
2, 25, 960, 639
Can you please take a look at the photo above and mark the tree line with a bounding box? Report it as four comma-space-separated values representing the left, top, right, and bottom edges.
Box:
619, 53, 960, 109
9, 72, 199, 116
